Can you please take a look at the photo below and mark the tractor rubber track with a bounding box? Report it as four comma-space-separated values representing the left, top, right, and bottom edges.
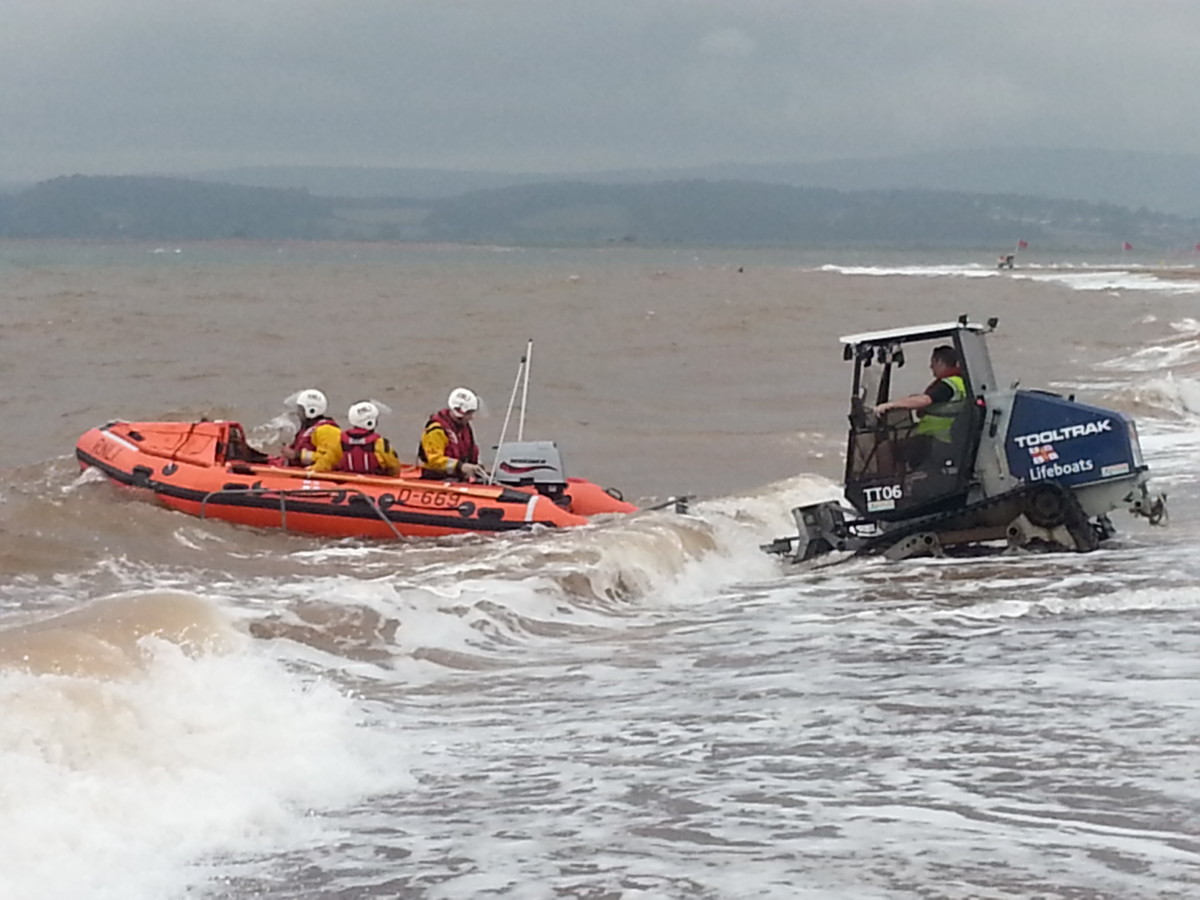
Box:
855, 480, 1095, 557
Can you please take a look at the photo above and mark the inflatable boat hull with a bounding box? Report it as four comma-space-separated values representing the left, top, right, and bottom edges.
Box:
75, 420, 635, 540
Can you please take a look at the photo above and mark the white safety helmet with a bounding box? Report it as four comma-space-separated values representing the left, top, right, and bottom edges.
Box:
291, 388, 328, 420
348, 401, 380, 431
447, 387, 480, 415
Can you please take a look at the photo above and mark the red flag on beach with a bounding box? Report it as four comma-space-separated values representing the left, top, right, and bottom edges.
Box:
1017, 240, 1028, 249
1194, 242, 1200, 252
1123, 241, 1133, 251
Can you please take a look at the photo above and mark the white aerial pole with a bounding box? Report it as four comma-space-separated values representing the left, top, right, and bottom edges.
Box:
489, 351, 527, 483
517, 339, 533, 441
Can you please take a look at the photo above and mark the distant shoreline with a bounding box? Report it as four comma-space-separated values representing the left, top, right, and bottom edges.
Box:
2, 236, 1199, 264
4, 174, 1198, 250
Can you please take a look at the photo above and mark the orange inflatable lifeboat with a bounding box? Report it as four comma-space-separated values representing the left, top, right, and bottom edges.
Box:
75, 420, 637, 540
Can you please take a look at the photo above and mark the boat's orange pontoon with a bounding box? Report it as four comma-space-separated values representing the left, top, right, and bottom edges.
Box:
75, 420, 636, 540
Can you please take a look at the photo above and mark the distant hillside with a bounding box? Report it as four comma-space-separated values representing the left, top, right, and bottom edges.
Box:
0, 175, 335, 240
196, 148, 1200, 218
1, 174, 1196, 250
420, 180, 1194, 249
676, 149, 1200, 220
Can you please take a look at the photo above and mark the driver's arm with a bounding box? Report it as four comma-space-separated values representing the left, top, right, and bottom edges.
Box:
873, 392, 933, 416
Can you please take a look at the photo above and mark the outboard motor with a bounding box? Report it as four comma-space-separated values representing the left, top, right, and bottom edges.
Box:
491, 441, 569, 498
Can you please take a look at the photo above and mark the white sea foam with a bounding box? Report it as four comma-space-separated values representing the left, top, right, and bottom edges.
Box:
1111, 372, 1200, 418
820, 263, 998, 278
157, 473, 842, 696
1014, 269, 1200, 295
924, 583, 1200, 623
62, 465, 108, 493
820, 262, 1200, 295
1133, 423, 1200, 489
0, 592, 402, 900
1168, 316, 1200, 335
1100, 339, 1200, 372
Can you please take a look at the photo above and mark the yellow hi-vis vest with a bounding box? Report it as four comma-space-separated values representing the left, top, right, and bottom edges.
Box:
915, 375, 966, 442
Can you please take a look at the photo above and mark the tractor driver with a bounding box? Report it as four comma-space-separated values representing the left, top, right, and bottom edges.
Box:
872, 345, 966, 470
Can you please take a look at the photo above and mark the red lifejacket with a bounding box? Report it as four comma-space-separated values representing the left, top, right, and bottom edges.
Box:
417, 408, 479, 475
422, 410, 477, 460
337, 427, 386, 474
288, 416, 337, 467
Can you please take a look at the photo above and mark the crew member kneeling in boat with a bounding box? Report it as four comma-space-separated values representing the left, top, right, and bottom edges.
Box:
321, 400, 401, 476
282, 388, 341, 470
417, 387, 486, 481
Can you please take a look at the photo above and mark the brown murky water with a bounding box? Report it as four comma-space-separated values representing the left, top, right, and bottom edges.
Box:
5, 242, 1190, 496
2, 242, 1199, 900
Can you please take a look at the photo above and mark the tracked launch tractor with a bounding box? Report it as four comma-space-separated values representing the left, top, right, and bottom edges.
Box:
765, 316, 1166, 562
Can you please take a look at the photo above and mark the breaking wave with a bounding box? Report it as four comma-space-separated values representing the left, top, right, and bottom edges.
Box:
0, 591, 401, 900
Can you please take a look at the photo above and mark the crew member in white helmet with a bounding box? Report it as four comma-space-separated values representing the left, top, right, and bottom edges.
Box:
417, 387, 485, 481
281, 388, 341, 470
322, 400, 400, 476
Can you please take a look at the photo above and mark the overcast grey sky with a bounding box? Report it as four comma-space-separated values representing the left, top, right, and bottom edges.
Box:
4, 0, 1198, 181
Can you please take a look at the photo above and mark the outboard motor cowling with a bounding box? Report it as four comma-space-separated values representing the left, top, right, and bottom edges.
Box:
491, 441, 568, 490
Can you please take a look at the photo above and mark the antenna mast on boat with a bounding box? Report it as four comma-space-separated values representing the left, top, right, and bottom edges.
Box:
517, 339, 533, 442
490, 340, 532, 483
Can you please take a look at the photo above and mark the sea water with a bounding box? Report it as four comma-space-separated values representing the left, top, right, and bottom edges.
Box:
0, 243, 1197, 899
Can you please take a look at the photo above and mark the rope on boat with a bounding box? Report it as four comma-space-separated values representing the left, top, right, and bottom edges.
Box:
198, 486, 405, 540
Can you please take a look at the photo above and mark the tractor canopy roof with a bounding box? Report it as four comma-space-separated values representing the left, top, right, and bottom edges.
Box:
840, 319, 993, 348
